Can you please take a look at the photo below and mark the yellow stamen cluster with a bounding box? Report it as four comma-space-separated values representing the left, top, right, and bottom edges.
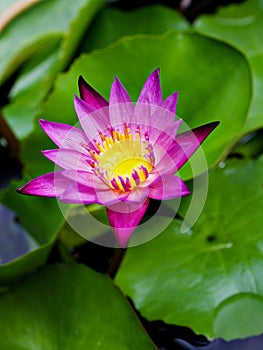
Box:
88, 124, 154, 192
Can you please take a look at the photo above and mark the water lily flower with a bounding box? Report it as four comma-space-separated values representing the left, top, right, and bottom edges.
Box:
18, 69, 219, 247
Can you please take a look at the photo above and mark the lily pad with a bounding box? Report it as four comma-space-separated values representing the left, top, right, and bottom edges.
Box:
0, 263, 156, 350
194, 0, 263, 133
0, 0, 105, 83
1, 0, 105, 139
116, 157, 263, 340
33, 30, 251, 179
80, 5, 189, 52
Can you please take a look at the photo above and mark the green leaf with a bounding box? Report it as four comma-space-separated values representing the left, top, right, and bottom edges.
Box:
1, 0, 105, 139
0, 0, 105, 83
0, 0, 105, 282
59, 204, 109, 248
80, 5, 189, 52
116, 157, 263, 340
0, 263, 156, 350
37, 31, 251, 179
194, 0, 263, 133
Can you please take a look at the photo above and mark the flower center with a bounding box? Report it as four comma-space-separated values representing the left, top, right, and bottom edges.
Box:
88, 124, 154, 192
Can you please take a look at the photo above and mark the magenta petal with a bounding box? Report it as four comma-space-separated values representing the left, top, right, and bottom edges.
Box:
62, 170, 127, 205
109, 77, 134, 126
39, 119, 88, 150
17, 171, 68, 197
106, 199, 149, 247
167, 121, 220, 171
125, 187, 149, 204
149, 175, 190, 200
137, 68, 162, 105
78, 76, 108, 109
161, 91, 178, 114
74, 95, 110, 140
110, 77, 132, 105
42, 149, 91, 171
62, 170, 95, 187
59, 182, 97, 204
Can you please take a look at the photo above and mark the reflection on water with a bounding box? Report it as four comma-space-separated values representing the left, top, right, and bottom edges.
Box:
0, 204, 38, 264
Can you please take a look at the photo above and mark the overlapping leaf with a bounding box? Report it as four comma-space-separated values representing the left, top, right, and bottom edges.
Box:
31, 31, 251, 180
0, 0, 105, 284
116, 157, 263, 340
0, 263, 156, 349
80, 4, 189, 52
194, 0, 263, 133
1, 0, 105, 139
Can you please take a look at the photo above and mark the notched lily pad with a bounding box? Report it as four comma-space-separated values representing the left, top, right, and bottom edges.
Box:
116, 157, 263, 340
37, 30, 251, 179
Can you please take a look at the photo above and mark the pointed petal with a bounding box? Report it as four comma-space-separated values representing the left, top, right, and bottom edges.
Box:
161, 91, 178, 114
109, 77, 134, 126
137, 68, 162, 105
74, 95, 110, 141
149, 175, 190, 200
59, 182, 97, 204
149, 119, 182, 149
39, 119, 89, 151
61, 170, 128, 205
106, 199, 149, 247
62, 170, 95, 187
153, 121, 220, 175
78, 75, 108, 109
17, 171, 68, 197
125, 187, 149, 204
110, 77, 132, 105
42, 149, 91, 171
166, 121, 220, 171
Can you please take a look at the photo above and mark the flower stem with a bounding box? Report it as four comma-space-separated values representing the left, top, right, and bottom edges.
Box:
107, 248, 127, 279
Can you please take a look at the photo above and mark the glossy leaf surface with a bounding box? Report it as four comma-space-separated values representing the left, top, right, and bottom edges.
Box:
116, 158, 263, 340
0, 263, 156, 349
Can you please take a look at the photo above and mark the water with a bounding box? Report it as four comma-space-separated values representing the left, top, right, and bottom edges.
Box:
0, 204, 38, 264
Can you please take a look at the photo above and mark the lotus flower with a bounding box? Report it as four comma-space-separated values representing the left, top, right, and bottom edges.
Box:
18, 69, 218, 247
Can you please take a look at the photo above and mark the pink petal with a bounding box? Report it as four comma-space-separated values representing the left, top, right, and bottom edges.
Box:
39, 119, 89, 151
149, 119, 182, 149
17, 171, 68, 197
42, 149, 91, 171
96, 188, 129, 206
125, 187, 149, 204
62, 170, 128, 205
74, 95, 110, 141
62, 170, 96, 187
109, 77, 134, 126
133, 103, 180, 144
166, 121, 220, 171
110, 77, 132, 105
137, 68, 162, 105
161, 91, 178, 114
78, 75, 108, 109
106, 198, 149, 247
149, 175, 190, 200
59, 182, 97, 204
152, 145, 178, 177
